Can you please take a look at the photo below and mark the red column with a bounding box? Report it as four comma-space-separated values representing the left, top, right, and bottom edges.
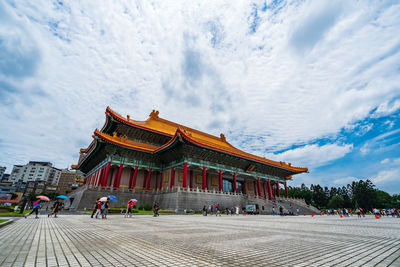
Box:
257, 177, 262, 198
267, 179, 272, 200
233, 173, 237, 193
146, 168, 152, 191
284, 182, 288, 198
117, 164, 124, 188
169, 168, 175, 189
189, 170, 193, 190
277, 182, 280, 197
98, 168, 103, 187
132, 166, 138, 189
219, 170, 223, 192
202, 167, 206, 190
101, 166, 107, 188
263, 182, 267, 199
159, 172, 163, 190
102, 162, 111, 188
183, 163, 188, 189
128, 168, 134, 190
113, 165, 122, 188
95, 169, 101, 187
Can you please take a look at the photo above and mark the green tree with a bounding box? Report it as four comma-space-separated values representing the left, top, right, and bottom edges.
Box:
327, 195, 344, 209
376, 190, 392, 208
351, 180, 376, 211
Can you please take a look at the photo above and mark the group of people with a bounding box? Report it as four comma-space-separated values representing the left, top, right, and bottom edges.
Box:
24, 199, 63, 219
202, 205, 242, 216
373, 208, 399, 218
91, 198, 110, 219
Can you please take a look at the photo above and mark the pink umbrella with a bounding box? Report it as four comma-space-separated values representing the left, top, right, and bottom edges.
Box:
99, 197, 108, 202
36, 195, 50, 201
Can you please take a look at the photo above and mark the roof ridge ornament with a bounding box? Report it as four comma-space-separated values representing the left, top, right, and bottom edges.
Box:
220, 133, 226, 142
149, 110, 159, 119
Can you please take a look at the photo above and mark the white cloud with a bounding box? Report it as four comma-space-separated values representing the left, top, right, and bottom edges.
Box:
371, 169, 399, 185
380, 158, 390, 164
360, 129, 400, 155
269, 143, 353, 169
332, 176, 360, 185
0, 1, 400, 174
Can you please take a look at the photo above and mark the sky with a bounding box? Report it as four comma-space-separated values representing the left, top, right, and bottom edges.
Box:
1, 0, 399, 194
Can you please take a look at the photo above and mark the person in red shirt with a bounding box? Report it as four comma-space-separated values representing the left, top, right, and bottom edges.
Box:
94, 201, 102, 219
125, 201, 133, 218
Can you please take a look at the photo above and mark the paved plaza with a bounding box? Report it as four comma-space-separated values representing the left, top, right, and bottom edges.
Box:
0, 214, 399, 266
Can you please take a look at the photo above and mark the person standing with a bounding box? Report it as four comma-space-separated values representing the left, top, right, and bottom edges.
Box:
202, 205, 207, 216
272, 207, 276, 216
25, 200, 41, 219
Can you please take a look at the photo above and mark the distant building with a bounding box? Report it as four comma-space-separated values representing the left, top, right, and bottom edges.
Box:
57, 169, 79, 195
23, 181, 58, 198
1, 174, 10, 182
0, 181, 15, 195
9, 161, 61, 186
0, 166, 6, 180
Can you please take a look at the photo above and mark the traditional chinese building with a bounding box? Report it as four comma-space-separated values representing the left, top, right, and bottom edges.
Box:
69, 107, 312, 213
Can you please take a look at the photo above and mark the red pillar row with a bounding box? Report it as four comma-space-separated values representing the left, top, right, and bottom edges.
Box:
170, 168, 175, 189
183, 163, 188, 189
219, 170, 223, 192
267, 179, 272, 200
202, 167, 207, 190
233, 173, 237, 193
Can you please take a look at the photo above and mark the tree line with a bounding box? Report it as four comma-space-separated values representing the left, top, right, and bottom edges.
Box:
287, 179, 400, 210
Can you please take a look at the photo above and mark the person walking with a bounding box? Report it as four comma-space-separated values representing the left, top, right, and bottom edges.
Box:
272, 207, 276, 216
356, 208, 361, 218
153, 201, 160, 217
94, 200, 102, 219
125, 201, 133, 218
91, 198, 100, 218
279, 206, 283, 216
25, 200, 41, 219
48, 199, 61, 218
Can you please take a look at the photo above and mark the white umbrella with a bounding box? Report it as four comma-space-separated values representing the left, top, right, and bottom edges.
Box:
99, 197, 108, 202
129, 199, 137, 202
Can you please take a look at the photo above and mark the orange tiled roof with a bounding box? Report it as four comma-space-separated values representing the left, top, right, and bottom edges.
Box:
102, 107, 308, 173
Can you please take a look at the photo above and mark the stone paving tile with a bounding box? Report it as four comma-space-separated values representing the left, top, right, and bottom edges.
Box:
0, 215, 399, 266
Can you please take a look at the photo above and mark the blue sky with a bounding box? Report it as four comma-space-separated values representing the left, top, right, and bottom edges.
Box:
1, 0, 399, 193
